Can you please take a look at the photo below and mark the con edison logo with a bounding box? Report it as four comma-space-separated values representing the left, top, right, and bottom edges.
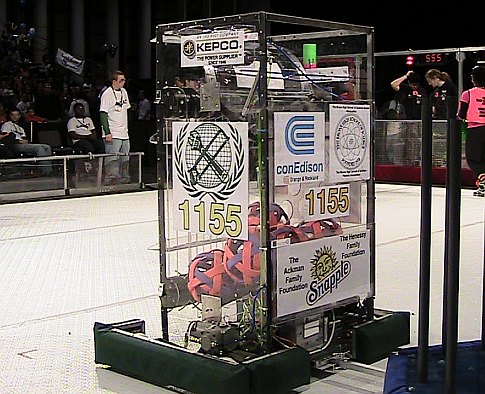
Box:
306, 246, 351, 305
285, 115, 315, 155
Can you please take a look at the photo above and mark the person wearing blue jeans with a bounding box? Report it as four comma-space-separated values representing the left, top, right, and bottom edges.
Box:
99, 70, 131, 183
1, 109, 52, 175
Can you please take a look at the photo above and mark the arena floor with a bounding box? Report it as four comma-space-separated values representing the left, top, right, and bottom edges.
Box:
0, 184, 483, 393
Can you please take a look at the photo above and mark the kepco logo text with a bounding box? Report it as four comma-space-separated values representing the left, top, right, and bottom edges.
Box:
196, 40, 239, 53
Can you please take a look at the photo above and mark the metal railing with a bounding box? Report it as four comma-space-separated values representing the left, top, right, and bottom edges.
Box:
375, 119, 467, 168
0, 152, 144, 203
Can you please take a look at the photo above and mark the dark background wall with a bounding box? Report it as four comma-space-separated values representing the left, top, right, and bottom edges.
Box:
4, 0, 481, 85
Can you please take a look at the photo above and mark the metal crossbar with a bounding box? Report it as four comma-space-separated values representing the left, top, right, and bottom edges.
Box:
0, 152, 145, 203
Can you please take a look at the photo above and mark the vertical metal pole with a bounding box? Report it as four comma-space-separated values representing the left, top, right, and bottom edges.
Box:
482, 206, 485, 350
105, 0, 120, 72
456, 51, 465, 96
63, 157, 69, 195
138, 153, 143, 185
257, 12, 272, 353
155, 25, 169, 341
202, 0, 212, 17
365, 32, 375, 321
138, 0, 152, 79
445, 98, 461, 393
417, 96, 433, 383
70, 0, 85, 74
442, 52, 465, 355
33, 0, 48, 63
442, 129, 450, 357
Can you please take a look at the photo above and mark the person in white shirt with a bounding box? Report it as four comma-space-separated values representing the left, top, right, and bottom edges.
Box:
67, 83, 91, 118
137, 90, 151, 121
99, 70, 131, 183
1, 109, 52, 175
16, 93, 31, 115
67, 102, 104, 154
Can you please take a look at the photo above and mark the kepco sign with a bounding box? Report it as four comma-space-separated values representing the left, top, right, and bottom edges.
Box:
181, 30, 244, 67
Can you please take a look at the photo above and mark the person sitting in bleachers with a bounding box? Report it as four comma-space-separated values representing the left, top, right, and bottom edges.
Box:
16, 93, 32, 115
67, 82, 91, 118
0, 101, 7, 125
0, 130, 15, 158
34, 82, 63, 122
23, 104, 47, 123
67, 102, 104, 154
1, 108, 52, 175
0, 131, 17, 177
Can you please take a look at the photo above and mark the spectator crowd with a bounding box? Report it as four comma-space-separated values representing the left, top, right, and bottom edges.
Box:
0, 27, 101, 162
0, 21, 154, 173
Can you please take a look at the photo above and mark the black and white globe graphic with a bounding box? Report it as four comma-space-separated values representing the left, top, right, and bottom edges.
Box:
334, 114, 367, 169
185, 123, 232, 188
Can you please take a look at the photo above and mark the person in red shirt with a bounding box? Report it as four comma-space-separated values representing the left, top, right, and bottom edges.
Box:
23, 105, 47, 123
0, 102, 8, 125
